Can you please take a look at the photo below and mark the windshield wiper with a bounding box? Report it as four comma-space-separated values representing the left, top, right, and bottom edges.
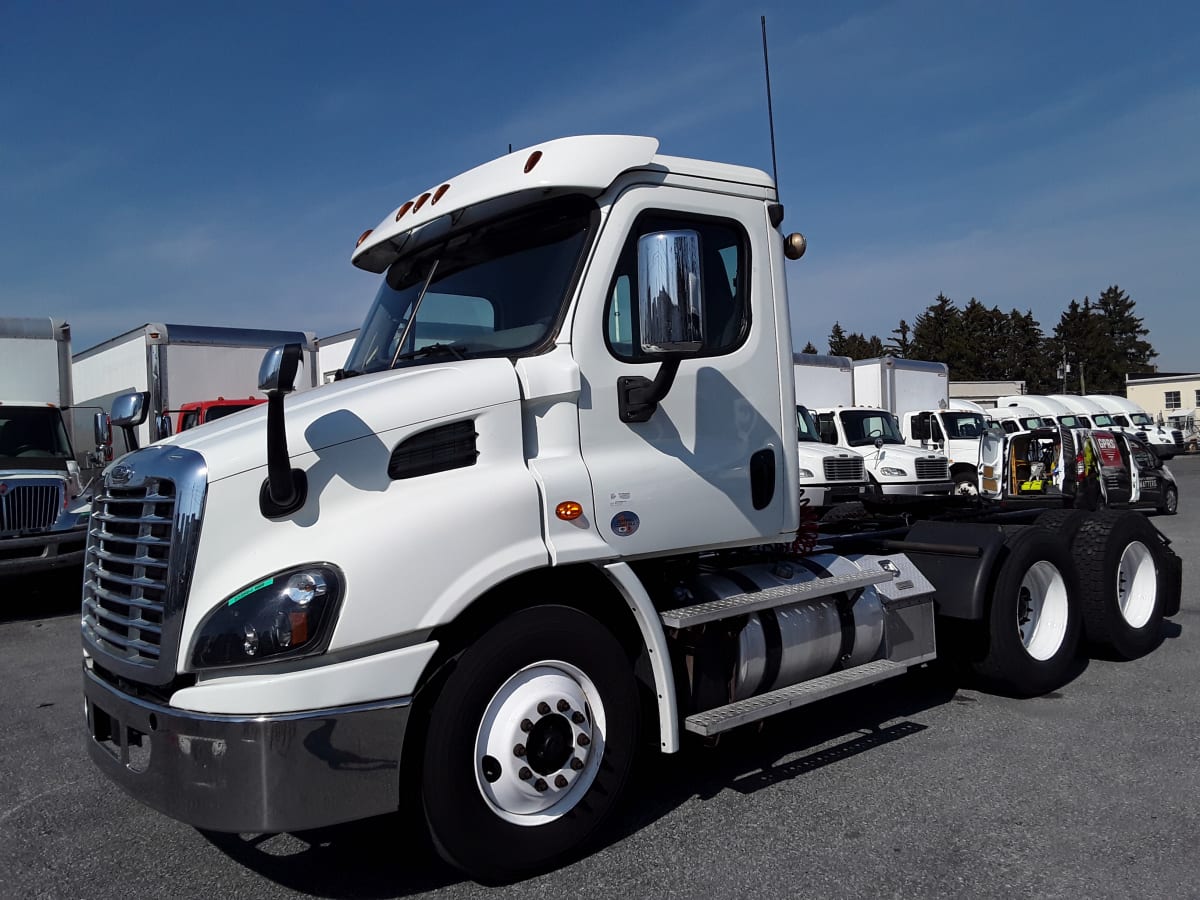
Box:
392, 342, 468, 362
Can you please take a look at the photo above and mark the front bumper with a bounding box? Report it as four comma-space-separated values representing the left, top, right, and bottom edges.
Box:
83, 666, 410, 833
876, 480, 954, 498
0, 525, 87, 575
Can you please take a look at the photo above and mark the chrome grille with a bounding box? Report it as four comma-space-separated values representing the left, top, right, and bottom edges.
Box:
0, 480, 63, 536
1171, 430, 1183, 446
823, 457, 865, 481
82, 480, 175, 665
915, 458, 949, 480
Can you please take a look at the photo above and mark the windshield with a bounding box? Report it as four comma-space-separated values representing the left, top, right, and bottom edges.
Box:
941, 412, 987, 439
206, 403, 259, 423
0, 406, 72, 467
1090, 413, 1114, 426
343, 195, 595, 376
1130, 412, 1153, 427
839, 409, 904, 446
796, 406, 822, 443
1058, 415, 1081, 428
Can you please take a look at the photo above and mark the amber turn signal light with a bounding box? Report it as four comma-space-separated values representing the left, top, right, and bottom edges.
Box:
555, 501, 583, 521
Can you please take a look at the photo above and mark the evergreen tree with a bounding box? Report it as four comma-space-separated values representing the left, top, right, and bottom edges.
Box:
800, 341, 819, 354
911, 293, 968, 373
841, 332, 884, 360
1050, 297, 1108, 394
1092, 285, 1156, 391
828, 322, 848, 356
888, 319, 912, 358
1003, 309, 1055, 393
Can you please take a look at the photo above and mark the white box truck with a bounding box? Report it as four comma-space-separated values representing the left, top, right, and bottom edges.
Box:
796, 355, 954, 501
81, 137, 1180, 881
0, 317, 90, 574
73, 323, 319, 452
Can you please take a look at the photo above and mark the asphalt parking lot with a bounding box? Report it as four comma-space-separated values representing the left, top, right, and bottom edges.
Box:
2, 456, 1197, 899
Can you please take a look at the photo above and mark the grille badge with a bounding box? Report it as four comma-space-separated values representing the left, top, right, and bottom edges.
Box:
109, 465, 134, 485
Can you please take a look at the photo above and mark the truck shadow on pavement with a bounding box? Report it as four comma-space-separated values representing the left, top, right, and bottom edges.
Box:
196, 667, 969, 896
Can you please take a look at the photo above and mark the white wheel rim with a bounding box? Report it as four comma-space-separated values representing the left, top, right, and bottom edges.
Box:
1116, 540, 1157, 629
956, 479, 979, 497
473, 661, 605, 826
1017, 560, 1070, 661
1166, 490, 1177, 513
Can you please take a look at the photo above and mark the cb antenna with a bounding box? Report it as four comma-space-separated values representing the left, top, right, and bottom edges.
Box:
761, 15, 779, 196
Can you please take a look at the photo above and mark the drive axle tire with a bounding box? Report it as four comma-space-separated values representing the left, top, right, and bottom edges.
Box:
1073, 511, 1167, 659
1034, 508, 1089, 547
420, 605, 640, 882
973, 526, 1081, 696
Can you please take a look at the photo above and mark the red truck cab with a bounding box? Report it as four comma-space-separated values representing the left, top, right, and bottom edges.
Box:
175, 397, 265, 433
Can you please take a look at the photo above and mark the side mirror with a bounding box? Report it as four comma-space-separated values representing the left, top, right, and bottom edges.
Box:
636, 229, 705, 354
154, 413, 173, 441
618, 230, 704, 423
93, 412, 111, 448
260, 344, 302, 394
111, 392, 149, 427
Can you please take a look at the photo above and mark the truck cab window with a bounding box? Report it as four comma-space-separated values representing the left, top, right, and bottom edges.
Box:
605, 212, 749, 361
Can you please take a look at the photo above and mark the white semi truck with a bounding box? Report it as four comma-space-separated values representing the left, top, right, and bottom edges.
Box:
73, 323, 320, 453
795, 355, 953, 501
1086, 394, 1183, 460
0, 317, 91, 575
81, 137, 1181, 881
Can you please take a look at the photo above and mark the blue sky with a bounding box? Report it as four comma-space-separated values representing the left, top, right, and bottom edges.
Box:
2, 1, 1197, 370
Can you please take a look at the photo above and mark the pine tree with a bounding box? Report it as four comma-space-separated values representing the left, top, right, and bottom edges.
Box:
888, 319, 912, 358
1093, 285, 1156, 391
911, 294, 968, 373
828, 322, 848, 356
800, 341, 819, 354
1003, 309, 1055, 393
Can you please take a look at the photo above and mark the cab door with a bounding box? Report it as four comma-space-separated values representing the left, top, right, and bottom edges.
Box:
572, 186, 788, 556
977, 431, 1006, 499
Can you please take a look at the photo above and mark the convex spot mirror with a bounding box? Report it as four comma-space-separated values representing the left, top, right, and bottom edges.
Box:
636, 229, 705, 355
260, 343, 303, 394
110, 392, 148, 427
93, 412, 111, 447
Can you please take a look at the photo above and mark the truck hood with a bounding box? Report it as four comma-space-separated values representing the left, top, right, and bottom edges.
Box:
860, 444, 945, 462
158, 358, 522, 483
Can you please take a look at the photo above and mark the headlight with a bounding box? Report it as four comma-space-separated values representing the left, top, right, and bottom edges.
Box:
191, 564, 344, 669
796, 468, 815, 478
880, 467, 907, 477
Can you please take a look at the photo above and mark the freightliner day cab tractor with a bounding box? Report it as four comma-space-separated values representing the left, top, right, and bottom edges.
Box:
81, 136, 1182, 881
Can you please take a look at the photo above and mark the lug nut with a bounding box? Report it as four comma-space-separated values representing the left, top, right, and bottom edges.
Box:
521, 718, 533, 732
518, 766, 532, 780
570, 757, 584, 771
555, 775, 568, 789
513, 743, 526, 758
571, 711, 585, 725
557, 699, 570, 712
577, 734, 591, 747
537, 701, 551, 715
534, 778, 548, 793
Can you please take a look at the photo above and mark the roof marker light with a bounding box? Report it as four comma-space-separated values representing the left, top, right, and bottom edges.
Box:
394, 200, 414, 222
412, 192, 432, 213
524, 150, 543, 174
431, 183, 450, 205
356, 229, 373, 248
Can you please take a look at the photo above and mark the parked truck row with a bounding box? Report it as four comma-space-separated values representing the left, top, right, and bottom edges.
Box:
77, 137, 1183, 881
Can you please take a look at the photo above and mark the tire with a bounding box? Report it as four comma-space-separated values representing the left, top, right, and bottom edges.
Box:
972, 526, 1081, 696
953, 471, 980, 498
1157, 485, 1178, 516
420, 605, 640, 882
1034, 508, 1090, 547
1073, 511, 1168, 659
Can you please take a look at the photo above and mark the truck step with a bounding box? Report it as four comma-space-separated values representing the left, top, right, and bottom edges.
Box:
684, 659, 909, 736
659, 569, 894, 629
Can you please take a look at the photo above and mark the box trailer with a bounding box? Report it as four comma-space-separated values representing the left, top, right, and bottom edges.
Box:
73, 323, 318, 451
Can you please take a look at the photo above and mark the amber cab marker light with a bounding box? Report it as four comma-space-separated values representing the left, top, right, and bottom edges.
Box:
394, 200, 414, 222
431, 183, 450, 205
555, 501, 583, 521
356, 229, 373, 248
524, 150, 543, 174
412, 192, 431, 213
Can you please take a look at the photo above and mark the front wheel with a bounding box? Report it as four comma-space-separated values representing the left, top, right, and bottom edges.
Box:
1157, 485, 1178, 516
972, 526, 1082, 696
420, 605, 640, 882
